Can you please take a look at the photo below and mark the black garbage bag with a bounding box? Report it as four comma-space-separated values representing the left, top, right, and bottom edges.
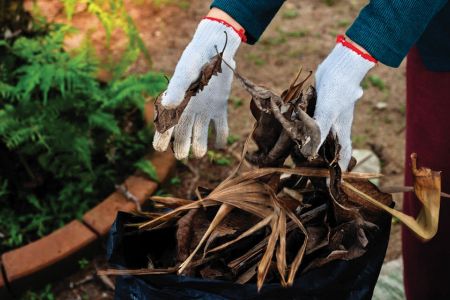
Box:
107, 211, 391, 300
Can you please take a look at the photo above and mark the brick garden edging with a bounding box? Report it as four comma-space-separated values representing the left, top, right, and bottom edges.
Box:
0, 104, 176, 298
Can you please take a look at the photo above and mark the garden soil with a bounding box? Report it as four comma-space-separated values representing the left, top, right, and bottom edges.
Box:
28, 0, 406, 298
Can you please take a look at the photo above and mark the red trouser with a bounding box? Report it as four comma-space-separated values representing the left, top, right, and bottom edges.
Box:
403, 47, 450, 300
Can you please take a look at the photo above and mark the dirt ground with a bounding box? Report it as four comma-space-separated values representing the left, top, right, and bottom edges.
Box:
28, 0, 408, 298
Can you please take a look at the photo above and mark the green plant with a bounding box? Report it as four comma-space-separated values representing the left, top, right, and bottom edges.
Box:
135, 159, 159, 182
283, 29, 308, 38
207, 150, 232, 166
261, 35, 287, 47
153, 0, 190, 10
78, 258, 89, 269
337, 19, 351, 28
229, 96, 244, 108
368, 75, 386, 91
54, 0, 152, 79
361, 77, 369, 90
22, 284, 54, 300
169, 176, 181, 186
0, 24, 166, 252
323, 0, 337, 6
227, 134, 240, 145
245, 53, 266, 66
272, 28, 308, 42
398, 103, 406, 116
282, 9, 299, 19
352, 134, 368, 148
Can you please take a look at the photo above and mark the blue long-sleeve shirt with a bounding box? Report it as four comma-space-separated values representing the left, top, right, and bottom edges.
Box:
211, 0, 450, 71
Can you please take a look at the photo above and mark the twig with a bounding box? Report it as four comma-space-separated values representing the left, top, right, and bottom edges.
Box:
353, 153, 373, 170
97, 273, 115, 291
95, 263, 116, 291
183, 161, 200, 200
70, 275, 94, 288
115, 184, 142, 212
379, 185, 450, 198
227, 141, 253, 170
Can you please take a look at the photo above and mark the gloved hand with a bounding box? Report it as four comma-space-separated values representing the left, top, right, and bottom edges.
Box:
313, 35, 377, 170
152, 18, 244, 160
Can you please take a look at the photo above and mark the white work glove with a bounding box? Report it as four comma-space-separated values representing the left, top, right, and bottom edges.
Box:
313, 36, 376, 170
152, 18, 242, 159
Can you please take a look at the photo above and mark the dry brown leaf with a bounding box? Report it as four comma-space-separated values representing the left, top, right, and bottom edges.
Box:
235, 263, 259, 284
257, 208, 280, 291
378, 186, 450, 198
176, 209, 199, 262
275, 210, 287, 286
178, 204, 234, 274
341, 153, 442, 241
151, 196, 194, 208
208, 215, 272, 254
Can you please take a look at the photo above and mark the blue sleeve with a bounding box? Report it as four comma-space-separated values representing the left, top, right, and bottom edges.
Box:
346, 0, 448, 67
210, 0, 285, 44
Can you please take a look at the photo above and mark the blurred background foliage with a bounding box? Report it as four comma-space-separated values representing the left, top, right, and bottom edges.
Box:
0, 0, 167, 252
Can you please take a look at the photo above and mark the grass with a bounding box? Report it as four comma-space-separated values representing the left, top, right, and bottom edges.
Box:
246, 53, 267, 66
362, 75, 388, 92
227, 134, 240, 145
282, 9, 299, 19
323, 0, 337, 6
261, 35, 287, 47
361, 78, 369, 90
288, 49, 304, 58
134, 159, 159, 182
398, 103, 406, 116
230, 96, 244, 108
281, 29, 308, 38
262, 28, 308, 47
169, 176, 181, 186
368, 75, 386, 91
78, 258, 89, 270
153, 0, 190, 9
207, 150, 233, 166
22, 284, 54, 300
337, 19, 351, 28
352, 134, 368, 148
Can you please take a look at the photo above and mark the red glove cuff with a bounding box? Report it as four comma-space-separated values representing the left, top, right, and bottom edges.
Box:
203, 16, 247, 43
336, 35, 377, 63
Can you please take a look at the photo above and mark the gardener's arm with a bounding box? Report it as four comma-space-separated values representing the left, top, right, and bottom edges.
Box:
210, 0, 285, 44
346, 0, 448, 67
312, 0, 448, 170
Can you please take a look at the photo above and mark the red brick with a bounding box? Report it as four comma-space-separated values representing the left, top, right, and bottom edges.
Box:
0, 266, 5, 289
123, 175, 158, 204
83, 149, 175, 236
2, 221, 96, 283
83, 191, 136, 236
148, 150, 176, 182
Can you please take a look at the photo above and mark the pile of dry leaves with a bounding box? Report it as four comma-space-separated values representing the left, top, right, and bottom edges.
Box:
103, 45, 444, 290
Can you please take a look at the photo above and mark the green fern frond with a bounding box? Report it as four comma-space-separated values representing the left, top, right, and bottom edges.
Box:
63, 0, 78, 20
0, 1, 166, 253
88, 111, 120, 135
